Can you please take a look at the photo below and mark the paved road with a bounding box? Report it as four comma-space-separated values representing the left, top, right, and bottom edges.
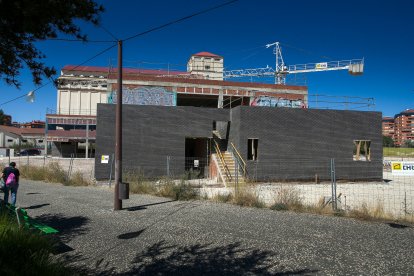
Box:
14, 180, 414, 275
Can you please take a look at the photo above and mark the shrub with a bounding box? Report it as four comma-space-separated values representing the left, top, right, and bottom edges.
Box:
67, 171, 91, 186
213, 193, 233, 203
271, 186, 304, 211
159, 181, 199, 201
233, 189, 266, 208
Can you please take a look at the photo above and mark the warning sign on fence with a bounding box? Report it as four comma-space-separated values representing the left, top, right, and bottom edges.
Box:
391, 162, 414, 176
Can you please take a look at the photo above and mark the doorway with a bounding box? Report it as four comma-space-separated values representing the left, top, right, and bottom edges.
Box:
185, 137, 210, 177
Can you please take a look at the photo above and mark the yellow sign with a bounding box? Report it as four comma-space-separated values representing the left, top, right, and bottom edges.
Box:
391, 161, 414, 175
315, 62, 328, 69
392, 163, 402, 170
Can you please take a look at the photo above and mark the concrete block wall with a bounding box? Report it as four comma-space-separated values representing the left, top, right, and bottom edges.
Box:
95, 104, 228, 179
95, 104, 382, 181
231, 106, 383, 181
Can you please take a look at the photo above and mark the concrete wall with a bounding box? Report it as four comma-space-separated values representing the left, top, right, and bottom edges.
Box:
231, 106, 383, 181
95, 104, 228, 179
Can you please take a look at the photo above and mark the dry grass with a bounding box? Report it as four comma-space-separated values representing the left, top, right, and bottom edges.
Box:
233, 188, 266, 208
213, 193, 233, 203
125, 170, 199, 201
270, 186, 304, 211
18, 162, 92, 186
347, 201, 395, 221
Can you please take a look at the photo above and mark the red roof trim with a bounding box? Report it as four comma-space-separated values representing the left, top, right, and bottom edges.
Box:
192, 52, 222, 58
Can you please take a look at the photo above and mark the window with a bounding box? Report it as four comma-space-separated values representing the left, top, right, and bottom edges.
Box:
247, 139, 258, 160
205, 65, 211, 70
353, 140, 371, 161
22, 139, 27, 143
38, 140, 44, 143
7, 139, 13, 143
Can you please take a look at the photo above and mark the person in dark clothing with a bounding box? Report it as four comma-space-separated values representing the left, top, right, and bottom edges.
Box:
1, 162, 20, 205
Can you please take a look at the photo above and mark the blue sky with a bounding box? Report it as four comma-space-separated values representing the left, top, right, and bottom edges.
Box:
1, 0, 413, 122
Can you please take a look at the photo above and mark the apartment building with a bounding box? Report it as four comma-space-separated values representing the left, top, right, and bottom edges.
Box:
393, 109, 414, 146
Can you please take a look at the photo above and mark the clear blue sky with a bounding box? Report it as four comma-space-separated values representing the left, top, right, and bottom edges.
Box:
1, 0, 413, 122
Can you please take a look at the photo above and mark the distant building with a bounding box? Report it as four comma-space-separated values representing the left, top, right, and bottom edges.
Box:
393, 109, 414, 147
0, 125, 45, 155
19, 120, 45, 129
382, 109, 414, 146
382, 117, 394, 137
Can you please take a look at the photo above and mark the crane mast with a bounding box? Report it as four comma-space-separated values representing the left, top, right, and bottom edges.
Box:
224, 41, 364, 85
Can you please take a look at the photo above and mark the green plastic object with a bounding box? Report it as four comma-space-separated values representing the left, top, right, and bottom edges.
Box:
1, 200, 59, 235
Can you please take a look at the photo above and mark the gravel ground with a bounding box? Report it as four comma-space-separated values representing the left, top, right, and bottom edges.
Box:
10, 179, 414, 275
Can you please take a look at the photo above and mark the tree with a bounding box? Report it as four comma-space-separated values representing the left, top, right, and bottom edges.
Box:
382, 135, 394, 147
0, 0, 104, 88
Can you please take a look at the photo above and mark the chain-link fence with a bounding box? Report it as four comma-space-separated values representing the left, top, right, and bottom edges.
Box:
226, 158, 413, 221
0, 156, 95, 181
5, 154, 413, 221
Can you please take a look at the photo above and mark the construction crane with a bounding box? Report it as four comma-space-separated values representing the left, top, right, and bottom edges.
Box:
223, 42, 364, 85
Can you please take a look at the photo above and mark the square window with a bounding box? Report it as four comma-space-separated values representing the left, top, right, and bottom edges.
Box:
353, 140, 371, 161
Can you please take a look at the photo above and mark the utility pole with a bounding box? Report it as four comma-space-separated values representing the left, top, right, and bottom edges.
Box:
114, 40, 123, 210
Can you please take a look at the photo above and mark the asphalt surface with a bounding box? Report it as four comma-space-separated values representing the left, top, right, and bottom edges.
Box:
12, 180, 414, 275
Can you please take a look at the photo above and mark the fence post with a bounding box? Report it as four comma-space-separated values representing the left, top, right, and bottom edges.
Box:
109, 153, 115, 188
330, 158, 337, 211
166, 156, 170, 178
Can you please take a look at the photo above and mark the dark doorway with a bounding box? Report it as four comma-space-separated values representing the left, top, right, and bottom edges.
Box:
185, 138, 210, 178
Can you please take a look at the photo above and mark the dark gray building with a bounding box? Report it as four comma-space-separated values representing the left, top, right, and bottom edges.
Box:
95, 104, 382, 181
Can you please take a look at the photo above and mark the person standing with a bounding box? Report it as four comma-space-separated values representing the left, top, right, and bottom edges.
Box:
2, 162, 20, 206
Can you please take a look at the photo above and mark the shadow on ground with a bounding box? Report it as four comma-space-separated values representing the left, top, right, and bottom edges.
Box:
35, 213, 90, 242
113, 241, 318, 275
126, 200, 175, 211
23, 203, 50, 209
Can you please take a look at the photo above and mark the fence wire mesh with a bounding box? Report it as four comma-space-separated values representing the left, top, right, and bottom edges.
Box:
2, 154, 413, 222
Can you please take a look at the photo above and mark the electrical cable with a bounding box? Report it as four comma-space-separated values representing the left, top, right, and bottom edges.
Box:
123, 0, 239, 42
0, 43, 117, 107
47, 38, 115, 43
1, 0, 239, 106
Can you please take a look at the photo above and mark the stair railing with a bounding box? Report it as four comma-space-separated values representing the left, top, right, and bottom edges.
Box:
230, 142, 248, 178
214, 140, 232, 181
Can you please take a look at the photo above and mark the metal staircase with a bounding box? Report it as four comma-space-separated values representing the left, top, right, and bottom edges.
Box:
213, 140, 246, 187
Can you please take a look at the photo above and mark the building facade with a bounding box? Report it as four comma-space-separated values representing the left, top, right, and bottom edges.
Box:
382, 117, 394, 138
393, 109, 414, 147
94, 105, 382, 181
48, 51, 308, 157
382, 109, 414, 147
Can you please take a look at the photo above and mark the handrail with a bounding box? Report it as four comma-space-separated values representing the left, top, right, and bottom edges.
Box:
230, 142, 247, 178
214, 140, 232, 181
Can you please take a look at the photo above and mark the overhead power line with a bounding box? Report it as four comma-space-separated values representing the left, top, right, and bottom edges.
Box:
123, 0, 239, 42
1, 0, 239, 107
0, 43, 117, 107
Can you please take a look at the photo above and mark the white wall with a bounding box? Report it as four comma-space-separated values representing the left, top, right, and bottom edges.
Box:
58, 89, 107, 115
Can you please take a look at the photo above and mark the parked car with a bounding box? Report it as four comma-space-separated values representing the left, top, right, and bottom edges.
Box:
18, 149, 41, 156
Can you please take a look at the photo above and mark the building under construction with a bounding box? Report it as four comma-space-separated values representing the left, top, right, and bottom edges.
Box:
91, 51, 381, 183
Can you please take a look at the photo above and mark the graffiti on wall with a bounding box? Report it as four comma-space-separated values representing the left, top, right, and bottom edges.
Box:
108, 87, 176, 106
250, 96, 306, 108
